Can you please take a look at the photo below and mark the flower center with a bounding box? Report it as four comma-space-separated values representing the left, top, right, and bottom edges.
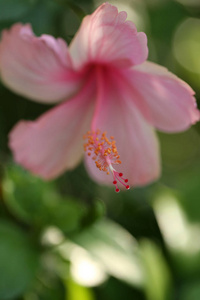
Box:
83, 130, 130, 192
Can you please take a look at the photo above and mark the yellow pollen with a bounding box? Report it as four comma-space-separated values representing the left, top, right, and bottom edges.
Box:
83, 130, 130, 193
83, 130, 121, 174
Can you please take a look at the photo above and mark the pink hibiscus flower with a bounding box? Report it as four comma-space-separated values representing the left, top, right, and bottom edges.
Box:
0, 3, 199, 191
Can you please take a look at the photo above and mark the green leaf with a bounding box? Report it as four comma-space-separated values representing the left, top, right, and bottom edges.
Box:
2, 165, 55, 224
140, 239, 172, 300
0, 220, 39, 299
69, 219, 143, 287
152, 186, 200, 277
45, 199, 86, 233
0, 0, 37, 21
3, 165, 86, 233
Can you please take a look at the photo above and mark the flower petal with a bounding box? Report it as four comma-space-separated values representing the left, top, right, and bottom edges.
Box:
69, 3, 148, 69
9, 79, 95, 179
126, 61, 200, 132
85, 67, 160, 187
0, 23, 83, 103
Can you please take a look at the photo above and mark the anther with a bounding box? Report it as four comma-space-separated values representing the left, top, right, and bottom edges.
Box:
83, 130, 130, 193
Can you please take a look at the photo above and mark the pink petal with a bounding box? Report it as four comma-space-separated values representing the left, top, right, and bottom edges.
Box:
85, 66, 160, 187
9, 79, 95, 179
69, 3, 148, 69
0, 24, 83, 103
126, 61, 200, 132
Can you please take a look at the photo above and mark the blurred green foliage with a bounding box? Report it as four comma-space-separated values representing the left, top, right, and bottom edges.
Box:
0, 220, 39, 299
0, 0, 37, 22
0, 0, 200, 300
3, 165, 87, 233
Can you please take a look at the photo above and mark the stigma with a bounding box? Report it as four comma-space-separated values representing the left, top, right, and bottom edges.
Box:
83, 130, 130, 192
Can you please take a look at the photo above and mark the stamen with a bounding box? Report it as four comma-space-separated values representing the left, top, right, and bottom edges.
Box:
83, 130, 130, 192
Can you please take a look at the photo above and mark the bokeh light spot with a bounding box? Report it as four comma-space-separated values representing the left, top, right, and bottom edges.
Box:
173, 18, 200, 74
